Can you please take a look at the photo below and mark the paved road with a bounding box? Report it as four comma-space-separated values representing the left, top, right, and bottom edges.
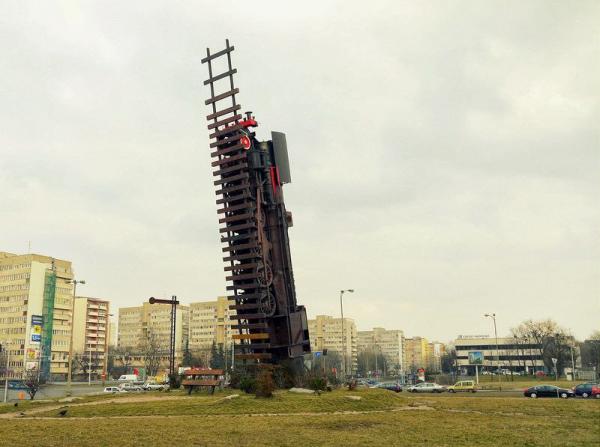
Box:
4, 383, 109, 401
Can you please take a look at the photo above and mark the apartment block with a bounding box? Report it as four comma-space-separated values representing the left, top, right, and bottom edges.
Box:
188, 296, 235, 352
404, 336, 429, 371
72, 297, 110, 380
357, 327, 405, 374
308, 315, 357, 375
0, 251, 74, 381
426, 341, 445, 373
108, 321, 117, 348
117, 302, 189, 372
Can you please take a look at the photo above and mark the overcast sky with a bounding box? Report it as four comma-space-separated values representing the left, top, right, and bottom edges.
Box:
1, 1, 598, 342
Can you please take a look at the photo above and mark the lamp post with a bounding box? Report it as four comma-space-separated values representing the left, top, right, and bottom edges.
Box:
66, 279, 85, 395
484, 313, 500, 386
102, 313, 114, 386
339, 289, 354, 378
2, 341, 9, 402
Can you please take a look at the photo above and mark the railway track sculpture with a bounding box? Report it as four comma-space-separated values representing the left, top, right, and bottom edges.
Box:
202, 40, 310, 367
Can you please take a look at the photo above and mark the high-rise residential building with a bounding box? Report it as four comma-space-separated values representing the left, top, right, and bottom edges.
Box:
308, 315, 358, 375
188, 296, 235, 352
426, 341, 445, 373
108, 321, 117, 348
117, 302, 189, 373
0, 251, 74, 381
357, 327, 405, 374
404, 336, 429, 371
72, 297, 110, 380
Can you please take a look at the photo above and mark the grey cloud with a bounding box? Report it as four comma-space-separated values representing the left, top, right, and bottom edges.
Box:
1, 0, 598, 340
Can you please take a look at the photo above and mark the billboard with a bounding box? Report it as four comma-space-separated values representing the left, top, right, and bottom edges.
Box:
26, 348, 39, 360
31, 315, 43, 344
468, 351, 484, 365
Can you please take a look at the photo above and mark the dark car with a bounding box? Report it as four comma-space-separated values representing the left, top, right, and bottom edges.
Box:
373, 382, 403, 393
573, 382, 598, 398
524, 385, 575, 399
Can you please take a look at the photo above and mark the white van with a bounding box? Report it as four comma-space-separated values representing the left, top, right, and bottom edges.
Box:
117, 374, 138, 383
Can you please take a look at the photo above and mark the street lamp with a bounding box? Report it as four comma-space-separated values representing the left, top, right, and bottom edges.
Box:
339, 289, 354, 378
1, 340, 9, 402
102, 313, 114, 386
484, 313, 500, 384
66, 279, 85, 394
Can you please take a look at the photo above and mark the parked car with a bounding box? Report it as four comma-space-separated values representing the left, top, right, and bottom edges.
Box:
573, 382, 598, 398
407, 382, 446, 393
119, 383, 144, 392
372, 382, 403, 393
103, 387, 126, 393
447, 380, 477, 393
143, 382, 168, 391
591, 384, 600, 399
524, 385, 575, 399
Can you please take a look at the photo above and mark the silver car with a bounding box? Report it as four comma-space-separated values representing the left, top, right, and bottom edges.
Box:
119, 383, 144, 392
407, 382, 446, 393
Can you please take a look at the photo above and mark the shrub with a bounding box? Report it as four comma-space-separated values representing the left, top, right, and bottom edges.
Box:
273, 360, 296, 389
169, 373, 182, 390
308, 375, 327, 392
239, 376, 257, 394
255, 369, 275, 398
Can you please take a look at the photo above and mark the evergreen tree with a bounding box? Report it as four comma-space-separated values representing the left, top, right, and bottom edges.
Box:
210, 341, 220, 368
217, 343, 225, 369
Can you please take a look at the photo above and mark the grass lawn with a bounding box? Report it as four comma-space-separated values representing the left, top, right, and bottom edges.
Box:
0, 389, 598, 446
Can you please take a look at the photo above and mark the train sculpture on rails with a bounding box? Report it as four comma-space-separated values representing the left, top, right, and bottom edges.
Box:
201, 40, 310, 367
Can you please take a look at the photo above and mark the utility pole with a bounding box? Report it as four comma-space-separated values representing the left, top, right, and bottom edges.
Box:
484, 313, 500, 389
67, 279, 86, 395
570, 342, 576, 380
148, 296, 179, 378
339, 289, 354, 378
3, 343, 9, 403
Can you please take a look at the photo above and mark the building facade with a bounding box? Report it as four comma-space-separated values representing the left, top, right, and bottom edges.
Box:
308, 315, 357, 375
404, 336, 429, 372
0, 251, 75, 381
454, 335, 544, 374
72, 297, 110, 380
426, 342, 445, 373
357, 327, 405, 375
188, 296, 235, 352
117, 302, 189, 374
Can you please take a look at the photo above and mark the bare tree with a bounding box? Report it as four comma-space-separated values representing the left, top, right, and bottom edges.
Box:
580, 331, 600, 374
110, 346, 132, 379
512, 319, 573, 375
139, 331, 163, 377
23, 368, 41, 400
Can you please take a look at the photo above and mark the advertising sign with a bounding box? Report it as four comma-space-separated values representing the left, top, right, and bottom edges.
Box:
26, 348, 39, 360
468, 351, 484, 365
31, 315, 43, 344
26, 362, 38, 371
417, 368, 425, 382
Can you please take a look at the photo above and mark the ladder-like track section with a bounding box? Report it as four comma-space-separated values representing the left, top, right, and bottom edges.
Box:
202, 40, 272, 364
